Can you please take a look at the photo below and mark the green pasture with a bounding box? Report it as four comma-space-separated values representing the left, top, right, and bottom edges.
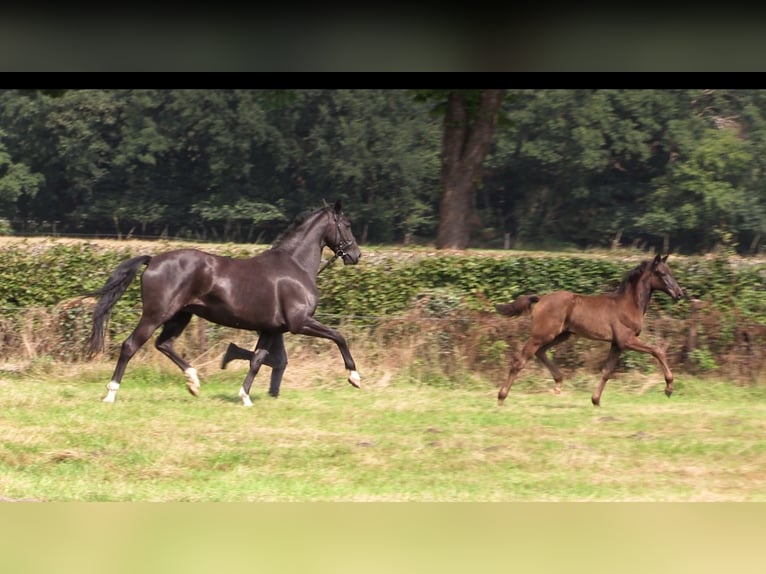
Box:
2, 364, 765, 502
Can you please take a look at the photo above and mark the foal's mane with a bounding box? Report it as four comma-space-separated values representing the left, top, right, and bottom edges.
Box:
271, 205, 331, 248
612, 260, 652, 295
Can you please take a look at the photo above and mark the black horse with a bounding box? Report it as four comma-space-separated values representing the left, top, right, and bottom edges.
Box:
87, 200, 362, 406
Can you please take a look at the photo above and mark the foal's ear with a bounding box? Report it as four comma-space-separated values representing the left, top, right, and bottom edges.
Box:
653, 253, 662, 265
661, 254, 669, 263
334, 199, 342, 213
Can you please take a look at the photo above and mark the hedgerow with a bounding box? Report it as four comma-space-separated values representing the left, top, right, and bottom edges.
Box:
1, 241, 764, 380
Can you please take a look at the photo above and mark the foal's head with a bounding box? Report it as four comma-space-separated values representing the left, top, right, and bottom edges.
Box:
646, 254, 684, 301
323, 200, 361, 265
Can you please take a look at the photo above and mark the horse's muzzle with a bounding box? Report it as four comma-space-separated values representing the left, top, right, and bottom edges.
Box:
342, 246, 362, 265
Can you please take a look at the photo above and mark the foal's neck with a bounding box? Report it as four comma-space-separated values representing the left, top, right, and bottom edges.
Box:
631, 276, 654, 315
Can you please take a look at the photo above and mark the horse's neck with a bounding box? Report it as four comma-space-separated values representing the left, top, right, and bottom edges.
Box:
629, 277, 654, 315
272, 215, 326, 273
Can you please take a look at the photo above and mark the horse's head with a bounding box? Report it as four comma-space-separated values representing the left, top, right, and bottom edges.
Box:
649, 254, 684, 301
324, 200, 361, 265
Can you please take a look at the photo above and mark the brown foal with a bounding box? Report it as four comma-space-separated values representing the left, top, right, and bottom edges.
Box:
495, 254, 684, 407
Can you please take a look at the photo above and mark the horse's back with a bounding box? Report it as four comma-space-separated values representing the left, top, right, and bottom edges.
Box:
538, 291, 619, 341
533, 290, 577, 313
144, 248, 222, 280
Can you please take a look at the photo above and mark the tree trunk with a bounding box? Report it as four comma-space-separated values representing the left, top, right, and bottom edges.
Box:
436, 90, 505, 250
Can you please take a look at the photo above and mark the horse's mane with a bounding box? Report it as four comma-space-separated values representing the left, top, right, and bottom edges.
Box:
271, 206, 329, 248
612, 260, 651, 295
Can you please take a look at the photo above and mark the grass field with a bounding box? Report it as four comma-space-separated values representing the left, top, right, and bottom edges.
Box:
2, 359, 765, 502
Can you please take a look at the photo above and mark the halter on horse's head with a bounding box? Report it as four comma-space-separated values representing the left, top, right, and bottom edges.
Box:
320, 200, 361, 272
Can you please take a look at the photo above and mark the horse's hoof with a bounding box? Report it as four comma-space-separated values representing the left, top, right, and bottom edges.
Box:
187, 384, 200, 397
591, 397, 600, 407
348, 370, 361, 388
238, 388, 253, 407
665, 389, 673, 398
221, 342, 238, 369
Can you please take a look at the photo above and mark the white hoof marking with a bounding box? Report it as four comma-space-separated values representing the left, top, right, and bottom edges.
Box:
103, 381, 119, 403
184, 367, 201, 396
239, 387, 253, 407
348, 370, 361, 388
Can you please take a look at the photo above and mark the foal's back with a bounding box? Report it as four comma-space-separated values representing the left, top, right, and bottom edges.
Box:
531, 290, 633, 343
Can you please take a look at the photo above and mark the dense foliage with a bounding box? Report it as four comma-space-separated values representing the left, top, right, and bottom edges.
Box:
2, 89, 766, 253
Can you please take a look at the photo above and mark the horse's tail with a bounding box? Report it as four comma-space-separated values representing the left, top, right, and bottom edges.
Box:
495, 294, 540, 317
85, 255, 152, 356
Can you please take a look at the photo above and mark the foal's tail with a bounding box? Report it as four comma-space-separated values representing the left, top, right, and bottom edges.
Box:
85, 255, 152, 356
495, 294, 540, 317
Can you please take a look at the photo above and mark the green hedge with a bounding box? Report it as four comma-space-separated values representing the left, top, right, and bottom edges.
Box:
319, 252, 766, 323
1, 242, 765, 377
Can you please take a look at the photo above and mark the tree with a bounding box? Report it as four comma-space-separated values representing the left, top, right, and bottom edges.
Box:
0, 131, 43, 220
293, 89, 442, 243
431, 90, 506, 249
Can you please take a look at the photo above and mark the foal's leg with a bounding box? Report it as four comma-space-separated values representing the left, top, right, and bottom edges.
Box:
497, 338, 543, 405
103, 315, 161, 403
591, 343, 622, 407
291, 317, 360, 388
154, 312, 200, 396
535, 332, 571, 394
622, 335, 674, 398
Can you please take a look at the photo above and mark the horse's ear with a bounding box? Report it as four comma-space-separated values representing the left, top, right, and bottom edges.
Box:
334, 199, 342, 213
322, 198, 329, 208
653, 253, 662, 266
661, 254, 669, 263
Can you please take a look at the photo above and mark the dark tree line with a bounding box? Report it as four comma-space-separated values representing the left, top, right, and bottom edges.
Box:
1, 88, 765, 253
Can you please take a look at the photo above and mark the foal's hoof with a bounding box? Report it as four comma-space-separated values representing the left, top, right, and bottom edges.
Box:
348, 370, 361, 388
665, 388, 673, 398
591, 397, 600, 407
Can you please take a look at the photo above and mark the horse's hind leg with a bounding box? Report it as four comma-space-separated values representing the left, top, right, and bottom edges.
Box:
261, 333, 288, 397
221, 343, 252, 369
535, 332, 571, 394
221, 334, 289, 397
498, 338, 541, 405
592, 343, 622, 406
239, 349, 270, 407
103, 316, 161, 403
154, 312, 199, 396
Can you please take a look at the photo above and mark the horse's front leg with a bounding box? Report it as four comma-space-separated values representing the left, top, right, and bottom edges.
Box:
239, 349, 270, 406
623, 336, 674, 398
292, 317, 360, 388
